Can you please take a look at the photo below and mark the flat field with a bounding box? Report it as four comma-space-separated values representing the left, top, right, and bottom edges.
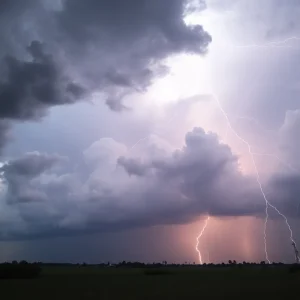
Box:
0, 265, 299, 300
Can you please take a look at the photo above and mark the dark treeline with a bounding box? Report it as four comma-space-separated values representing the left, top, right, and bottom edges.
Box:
1, 260, 299, 279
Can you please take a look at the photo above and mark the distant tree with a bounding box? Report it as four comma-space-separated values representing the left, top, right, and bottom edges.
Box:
228, 260, 232, 264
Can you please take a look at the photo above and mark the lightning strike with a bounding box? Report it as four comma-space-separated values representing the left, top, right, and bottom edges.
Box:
229, 115, 298, 171
292, 242, 300, 264
232, 36, 300, 49
130, 137, 149, 151
211, 91, 300, 263
196, 215, 210, 264
195, 31, 300, 264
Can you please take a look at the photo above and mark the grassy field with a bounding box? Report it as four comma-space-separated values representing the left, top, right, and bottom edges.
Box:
0, 265, 299, 299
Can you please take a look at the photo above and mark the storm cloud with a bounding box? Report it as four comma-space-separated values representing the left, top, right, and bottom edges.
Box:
0, 0, 211, 150
55, 0, 212, 110
0, 127, 267, 240
0, 41, 85, 121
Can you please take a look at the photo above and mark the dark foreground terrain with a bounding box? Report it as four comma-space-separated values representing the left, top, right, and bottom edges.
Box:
1, 263, 299, 300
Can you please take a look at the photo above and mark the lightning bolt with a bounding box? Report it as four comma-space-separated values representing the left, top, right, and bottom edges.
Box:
232, 36, 300, 49
196, 215, 210, 264
199, 34, 300, 263
211, 91, 299, 263
228, 114, 299, 172
230, 115, 298, 172
122, 32, 299, 264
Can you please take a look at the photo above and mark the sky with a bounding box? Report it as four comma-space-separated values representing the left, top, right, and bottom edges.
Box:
0, 0, 300, 264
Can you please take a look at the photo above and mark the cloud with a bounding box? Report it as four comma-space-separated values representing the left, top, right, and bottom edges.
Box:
279, 110, 300, 169
0, 121, 11, 150
54, 0, 212, 109
0, 39, 86, 152
0, 127, 267, 240
0, 152, 66, 204
117, 156, 149, 177
0, 0, 212, 151
0, 41, 85, 121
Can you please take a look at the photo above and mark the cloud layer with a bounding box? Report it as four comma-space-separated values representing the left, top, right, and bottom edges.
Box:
0, 127, 279, 240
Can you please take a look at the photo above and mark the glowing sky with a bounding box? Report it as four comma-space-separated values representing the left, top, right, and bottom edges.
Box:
0, 0, 300, 264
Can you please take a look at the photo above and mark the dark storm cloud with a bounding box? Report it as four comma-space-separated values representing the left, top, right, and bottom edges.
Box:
118, 128, 262, 218
0, 40, 85, 149
0, 127, 267, 240
55, 0, 212, 110
0, 0, 211, 147
0, 152, 66, 204
58, 0, 211, 54
0, 152, 64, 178
0, 41, 85, 121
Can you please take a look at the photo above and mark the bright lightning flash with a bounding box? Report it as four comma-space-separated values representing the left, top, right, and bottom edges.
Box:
211, 92, 298, 263
196, 215, 210, 264
196, 36, 300, 264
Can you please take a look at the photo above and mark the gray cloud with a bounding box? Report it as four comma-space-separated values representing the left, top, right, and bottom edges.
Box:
266, 171, 300, 220
0, 0, 211, 150
279, 110, 300, 169
54, 0, 212, 109
0, 121, 11, 150
0, 41, 85, 121
0, 40, 85, 151
0, 127, 266, 240
117, 156, 149, 177
0, 152, 64, 178
58, 0, 211, 52
0, 152, 66, 204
